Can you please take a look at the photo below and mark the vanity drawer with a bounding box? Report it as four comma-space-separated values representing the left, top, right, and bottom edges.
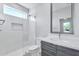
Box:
57, 46, 79, 56
41, 46, 56, 53
41, 48, 56, 56
41, 41, 56, 48
57, 50, 70, 56
41, 41, 57, 52
41, 41, 57, 56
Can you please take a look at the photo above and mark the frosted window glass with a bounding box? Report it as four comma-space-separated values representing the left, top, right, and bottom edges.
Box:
3, 5, 27, 19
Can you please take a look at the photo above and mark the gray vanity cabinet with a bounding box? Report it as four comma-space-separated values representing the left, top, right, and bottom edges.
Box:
57, 46, 79, 56
41, 41, 79, 56
41, 41, 57, 56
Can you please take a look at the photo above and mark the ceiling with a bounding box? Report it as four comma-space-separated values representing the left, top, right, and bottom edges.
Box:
19, 3, 71, 12
53, 3, 71, 11
19, 3, 42, 9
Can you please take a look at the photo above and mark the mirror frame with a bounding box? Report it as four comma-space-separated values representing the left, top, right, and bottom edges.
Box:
50, 3, 74, 34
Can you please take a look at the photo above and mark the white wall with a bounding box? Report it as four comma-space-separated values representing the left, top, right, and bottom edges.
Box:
0, 4, 29, 55
27, 6, 36, 45
59, 4, 79, 40
0, 14, 23, 55
36, 3, 50, 37
73, 4, 79, 36
0, 4, 3, 13
0, 3, 39, 55
36, 3, 79, 41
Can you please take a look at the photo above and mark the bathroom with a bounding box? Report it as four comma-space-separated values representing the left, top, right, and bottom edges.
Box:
0, 3, 79, 56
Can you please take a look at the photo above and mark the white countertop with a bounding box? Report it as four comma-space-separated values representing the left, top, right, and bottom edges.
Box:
37, 36, 79, 50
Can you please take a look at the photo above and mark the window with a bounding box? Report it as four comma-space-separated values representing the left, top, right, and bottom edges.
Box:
60, 18, 73, 34
63, 22, 72, 32
3, 5, 27, 19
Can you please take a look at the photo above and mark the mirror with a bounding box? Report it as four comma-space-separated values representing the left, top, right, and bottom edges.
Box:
51, 3, 73, 34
